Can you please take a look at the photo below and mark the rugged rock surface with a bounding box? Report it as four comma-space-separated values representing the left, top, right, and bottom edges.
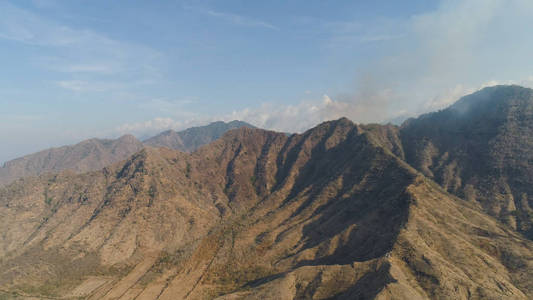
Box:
1, 114, 532, 299
401, 85, 533, 239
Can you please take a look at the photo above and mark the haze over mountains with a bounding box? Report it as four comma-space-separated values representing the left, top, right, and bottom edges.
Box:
0, 135, 145, 187
1, 86, 533, 299
401, 85, 533, 239
0, 121, 255, 187
143, 120, 256, 152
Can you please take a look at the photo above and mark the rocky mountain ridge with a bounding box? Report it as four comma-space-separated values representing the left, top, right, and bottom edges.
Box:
401, 85, 533, 239
1, 85, 533, 299
0, 134, 145, 187
143, 120, 256, 151
0, 121, 255, 187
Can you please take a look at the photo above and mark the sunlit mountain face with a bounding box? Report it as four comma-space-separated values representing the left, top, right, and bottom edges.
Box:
3, 1, 533, 299
1, 86, 533, 299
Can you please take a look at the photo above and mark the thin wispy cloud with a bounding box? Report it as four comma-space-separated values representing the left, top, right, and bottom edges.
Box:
116, 89, 392, 137
115, 98, 201, 137
205, 9, 278, 30
55, 80, 123, 92
138, 98, 197, 114
0, 3, 116, 48
424, 77, 533, 112
3, 0, 533, 163
55, 63, 117, 74
116, 117, 204, 138
314, 0, 533, 122
323, 17, 406, 48
0, 1, 162, 90
56, 80, 92, 92
359, 33, 404, 43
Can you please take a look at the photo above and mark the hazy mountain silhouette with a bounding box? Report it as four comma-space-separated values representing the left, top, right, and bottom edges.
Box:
0, 134, 144, 187
143, 120, 256, 151
0, 121, 254, 187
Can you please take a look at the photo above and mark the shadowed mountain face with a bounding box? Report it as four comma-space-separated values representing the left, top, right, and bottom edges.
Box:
1, 112, 533, 299
0, 135, 145, 187
401, 85, 533, 239
143, 120, 256, 152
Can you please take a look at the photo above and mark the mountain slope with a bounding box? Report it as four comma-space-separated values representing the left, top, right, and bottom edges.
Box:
0, 135, 144, 187
401, 85, 533, 239
143, 120, 256, 152
1, 119, 532, 299
0, 120, 255, 188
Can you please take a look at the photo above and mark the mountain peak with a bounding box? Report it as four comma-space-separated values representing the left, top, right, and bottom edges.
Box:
2, 115, 533, 299
4, 90, 533, 299
326, 116, 353, 126
117, 133, 138, 141
0, 135, 145, 186
448, 84, 533, 115
144, 120, 256, 152
309, 117, 354, 133
401, 84, 533, 238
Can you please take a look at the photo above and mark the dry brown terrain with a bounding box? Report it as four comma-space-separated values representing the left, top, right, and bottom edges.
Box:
1, 86, 533, 299
0, 121, 254, 188
0, 135, 145, 187
401, 85, 533, 239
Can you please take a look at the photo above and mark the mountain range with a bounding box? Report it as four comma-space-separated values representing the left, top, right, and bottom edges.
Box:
1, 85, 533, 299
143, 120, 255, 151
0, 121, 255, 187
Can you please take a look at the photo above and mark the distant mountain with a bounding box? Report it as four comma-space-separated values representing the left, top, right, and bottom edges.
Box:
401, 85, 533, 239
0, 121, 255, 187
0, 134, 144, 186
1, 116, 532, 299
143, 120, 256, 151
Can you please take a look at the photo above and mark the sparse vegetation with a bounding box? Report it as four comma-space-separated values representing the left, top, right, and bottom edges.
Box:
185, 162, 191, 178
43, 190, 53, 205
1, 86, 533, 299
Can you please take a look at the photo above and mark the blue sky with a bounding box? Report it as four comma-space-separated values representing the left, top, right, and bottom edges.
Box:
1, 0, 533, 163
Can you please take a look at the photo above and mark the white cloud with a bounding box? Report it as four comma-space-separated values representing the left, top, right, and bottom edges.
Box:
56, 80, 91, 92
423, 84, 475, 112
138, 98, 197, 114
115, 117, 206, 138
359, 34, 404, 43
205, 9, 278, 30
315, 0, 533, 123
324, 17, 407, 49
7, 0, 533, 145
57, 63, 116, 74
55, 80, 121, 92
117, 90, 394, 138
423, 77, 533, 112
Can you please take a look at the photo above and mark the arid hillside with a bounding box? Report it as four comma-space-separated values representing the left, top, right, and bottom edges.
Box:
1, 113, 532, 299
0, 135, 145, 187
0, 121, 254, 188
401, 85, 533, 239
